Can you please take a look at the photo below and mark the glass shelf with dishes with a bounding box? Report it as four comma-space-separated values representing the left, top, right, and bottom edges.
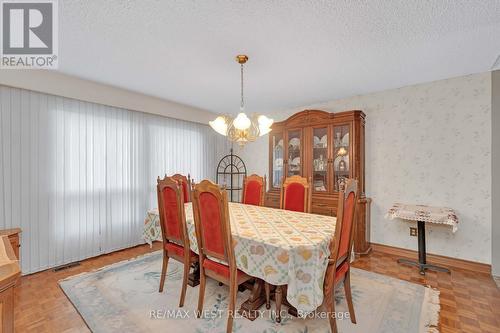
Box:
271, 132, 284, 188
312, 127, 328, 192
287, 130, 301, 177
266, 110, 370, 255
333, 125, 350, 192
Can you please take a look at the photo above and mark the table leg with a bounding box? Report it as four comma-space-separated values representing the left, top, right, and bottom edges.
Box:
264, 283, 271, 310
397, 221, 450, 275
275, 286, 283, 323
188, 262, 200, 287
239, 279, 266, 320
262, 285, 299, 319
418, 220, 426, 274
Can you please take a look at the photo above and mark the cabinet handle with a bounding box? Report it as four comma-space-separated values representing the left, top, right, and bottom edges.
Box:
315, 203, 328, 207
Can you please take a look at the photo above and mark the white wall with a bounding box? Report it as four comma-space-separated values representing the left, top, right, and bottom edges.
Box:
0, 70, 217, 125
236, 72, 492, 264
493, 70, 500, 275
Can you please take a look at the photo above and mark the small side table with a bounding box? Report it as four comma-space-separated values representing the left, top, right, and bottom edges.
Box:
386, 203, 458, 275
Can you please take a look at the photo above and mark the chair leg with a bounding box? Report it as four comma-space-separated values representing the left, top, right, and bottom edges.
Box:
264, 282, 271, 310
159, 250, 169, 292
275, 286, 283, 323
226, 275, 237, 333
179, 259, 190, 307
325, 290, 338, 333
344, 270, 356, 324
197, 271, 206, 318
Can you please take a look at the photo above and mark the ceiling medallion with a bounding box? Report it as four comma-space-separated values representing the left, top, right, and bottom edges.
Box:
209, 55, 273, 147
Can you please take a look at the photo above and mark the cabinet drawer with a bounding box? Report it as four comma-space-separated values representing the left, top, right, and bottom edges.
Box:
311, 203, 334, 216
265, 194, 280, 208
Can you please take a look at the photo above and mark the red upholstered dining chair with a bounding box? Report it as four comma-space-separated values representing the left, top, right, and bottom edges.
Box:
279, 175, 312, 213
192, 180, 252, 333
241, 174, 266, 206
157, 176, 198, 307
172, 173, 192, 203
323, 178, 358, 333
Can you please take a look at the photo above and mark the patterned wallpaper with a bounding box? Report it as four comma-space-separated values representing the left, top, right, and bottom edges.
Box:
235, 72, 492, 264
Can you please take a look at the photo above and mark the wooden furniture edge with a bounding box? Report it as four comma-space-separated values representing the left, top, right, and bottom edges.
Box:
0, 228, 22, 237
0, 236, 21, 284
371, 243, 491, 274
0, 229, 21, 260
0, 235, 20, 333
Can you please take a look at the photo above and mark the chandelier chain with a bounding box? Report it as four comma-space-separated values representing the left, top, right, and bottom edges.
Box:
240, 63, 244, 110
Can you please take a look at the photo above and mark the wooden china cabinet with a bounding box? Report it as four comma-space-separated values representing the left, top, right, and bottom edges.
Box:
265, 110, 371, 254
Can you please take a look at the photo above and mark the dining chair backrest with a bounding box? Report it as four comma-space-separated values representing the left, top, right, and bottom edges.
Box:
242, 174, 266, 206
280, 175, 312, 213
192, 180, 234, 265
330, 178, 358, 266
157, 176, 189, 247
172, 173, 192, 203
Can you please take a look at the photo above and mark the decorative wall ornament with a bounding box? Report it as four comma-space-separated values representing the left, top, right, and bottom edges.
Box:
216, 149, 247, 202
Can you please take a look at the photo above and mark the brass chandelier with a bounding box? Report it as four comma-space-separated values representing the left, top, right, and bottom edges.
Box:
209, 55, 273, 147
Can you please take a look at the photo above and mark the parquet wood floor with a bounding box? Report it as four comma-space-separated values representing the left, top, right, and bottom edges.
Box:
13, 244, 500, 332
353, 251, 500, 333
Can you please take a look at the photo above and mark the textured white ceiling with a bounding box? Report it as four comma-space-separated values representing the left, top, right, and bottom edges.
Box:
59, 1, 500, 115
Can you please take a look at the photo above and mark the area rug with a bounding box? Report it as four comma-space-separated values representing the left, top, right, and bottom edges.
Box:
59, 251, 440, 333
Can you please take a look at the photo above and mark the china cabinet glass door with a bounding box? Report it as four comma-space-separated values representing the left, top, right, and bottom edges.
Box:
333, 124, 350, 191
286, 129, 301, 177
311, 127, 328, 192
271, 132, 284, 189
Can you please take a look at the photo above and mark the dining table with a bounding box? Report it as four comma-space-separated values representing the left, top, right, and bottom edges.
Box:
143, 202, 337, 318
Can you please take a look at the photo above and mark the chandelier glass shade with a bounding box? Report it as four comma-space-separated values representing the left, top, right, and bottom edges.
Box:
209, 55, 273, 146
209, 116, 228, 136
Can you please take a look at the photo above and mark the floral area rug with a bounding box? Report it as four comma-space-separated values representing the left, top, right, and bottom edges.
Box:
59, 251, 440, 333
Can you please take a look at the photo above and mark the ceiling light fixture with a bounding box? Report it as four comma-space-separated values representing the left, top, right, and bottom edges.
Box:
209, 55, 273, 147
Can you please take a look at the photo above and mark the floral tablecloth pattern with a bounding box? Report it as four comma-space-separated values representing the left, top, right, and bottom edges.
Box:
143, 210, 161, 245
385, 203, 458, 232
143, 202, 337, 313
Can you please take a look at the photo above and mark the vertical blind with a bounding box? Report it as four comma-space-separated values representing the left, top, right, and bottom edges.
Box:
0, 85, 230, 274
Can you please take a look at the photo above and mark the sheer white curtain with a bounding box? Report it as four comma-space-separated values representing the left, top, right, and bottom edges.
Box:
0, 85, 229, 274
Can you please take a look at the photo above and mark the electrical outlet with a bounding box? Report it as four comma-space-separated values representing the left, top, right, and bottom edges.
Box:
410, 227, 418, 237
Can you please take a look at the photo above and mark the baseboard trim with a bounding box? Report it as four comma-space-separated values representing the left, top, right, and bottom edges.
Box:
371, 243, 491, 275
